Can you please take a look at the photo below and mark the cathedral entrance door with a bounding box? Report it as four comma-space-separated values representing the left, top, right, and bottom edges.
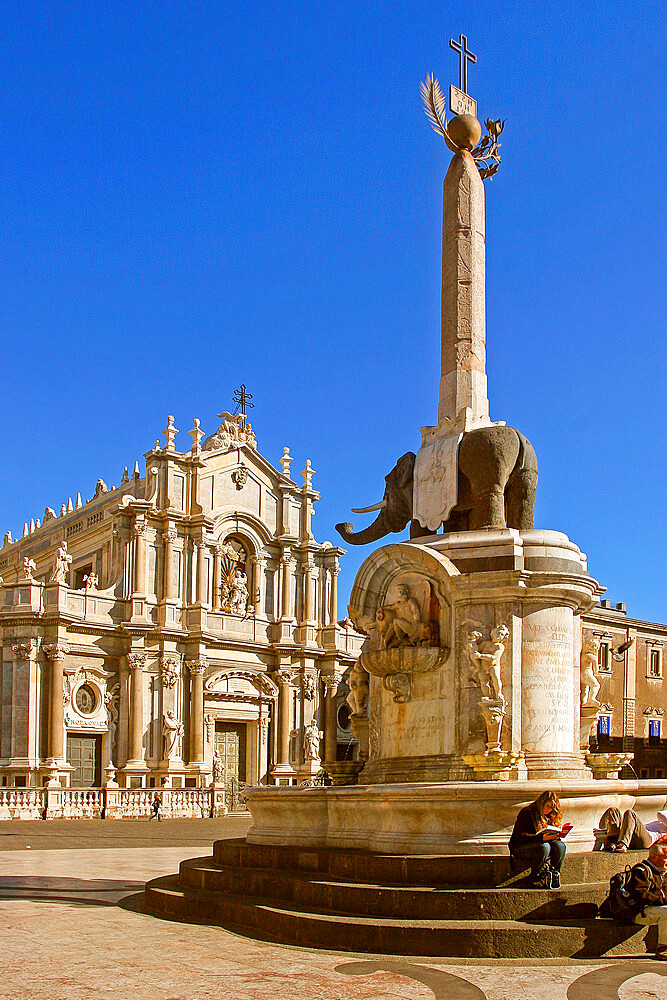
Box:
67, 734, 102, 787
215, 721, 247, 810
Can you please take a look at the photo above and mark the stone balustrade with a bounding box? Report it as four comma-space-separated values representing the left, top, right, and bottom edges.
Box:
0, 785, 229, 820
0, 788, 44, 820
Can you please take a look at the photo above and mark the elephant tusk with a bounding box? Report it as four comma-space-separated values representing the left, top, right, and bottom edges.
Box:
351, 500, 387, 514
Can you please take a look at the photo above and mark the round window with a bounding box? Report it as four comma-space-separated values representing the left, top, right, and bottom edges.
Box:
337, 703, 351, 731
75, 684, 97, 716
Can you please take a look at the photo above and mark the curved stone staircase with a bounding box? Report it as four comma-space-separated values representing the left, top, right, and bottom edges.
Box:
143, 839, 656, 958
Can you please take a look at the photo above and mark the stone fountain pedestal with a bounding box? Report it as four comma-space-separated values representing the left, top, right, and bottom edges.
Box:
352, 528, 602, 785
244, 527, 664, 854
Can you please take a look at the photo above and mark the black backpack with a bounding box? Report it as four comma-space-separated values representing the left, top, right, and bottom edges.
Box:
598, 863, 650, 923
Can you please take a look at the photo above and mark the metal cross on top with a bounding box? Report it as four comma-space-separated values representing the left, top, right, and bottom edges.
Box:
232, 384, 254, 419
449, 33, 477, 95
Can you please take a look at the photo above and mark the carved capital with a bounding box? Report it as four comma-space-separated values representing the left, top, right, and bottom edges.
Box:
133, 520, 146, 538
187, 659, 206, 676
163, 529, 177, 545
322, 675, 340, 697
127, 652, 146, 671
12, 639, 39, 661
42, 643, 69, 662
275, 668, 293, 687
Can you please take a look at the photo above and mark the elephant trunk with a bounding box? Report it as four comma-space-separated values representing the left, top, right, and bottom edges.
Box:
335, 511, 391, 546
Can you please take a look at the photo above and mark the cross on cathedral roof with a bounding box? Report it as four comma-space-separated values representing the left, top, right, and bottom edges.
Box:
232, 384, 254, 420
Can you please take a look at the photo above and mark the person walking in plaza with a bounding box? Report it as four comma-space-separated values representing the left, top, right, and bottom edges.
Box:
597, 806, 667, 852
149, 793, 162, 822
509, 791, 571, 889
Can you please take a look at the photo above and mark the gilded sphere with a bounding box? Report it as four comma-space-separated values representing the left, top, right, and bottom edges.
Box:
447, 114, 482, 151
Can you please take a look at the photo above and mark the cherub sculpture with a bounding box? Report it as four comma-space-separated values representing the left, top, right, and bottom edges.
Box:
23, 556, 37, 581
466, 624, 509, 704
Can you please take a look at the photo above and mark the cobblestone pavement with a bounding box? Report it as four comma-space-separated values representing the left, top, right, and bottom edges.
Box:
0, 818, 665, 1000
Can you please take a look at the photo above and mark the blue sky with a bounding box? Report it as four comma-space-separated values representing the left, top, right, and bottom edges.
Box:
0, 2, 665, 621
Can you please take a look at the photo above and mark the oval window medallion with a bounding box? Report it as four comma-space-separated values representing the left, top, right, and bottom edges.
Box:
75, 683, 97, 716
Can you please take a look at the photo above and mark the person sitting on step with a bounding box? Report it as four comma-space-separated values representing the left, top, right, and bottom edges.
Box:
600, 836, 667, 960
597, 807, 667, 853
509, 790, 567, 889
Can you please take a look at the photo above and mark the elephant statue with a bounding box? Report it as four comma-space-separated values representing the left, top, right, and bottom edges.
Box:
336, 425, 538, 545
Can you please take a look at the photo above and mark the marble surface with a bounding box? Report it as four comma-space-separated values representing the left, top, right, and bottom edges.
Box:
246, 780, 667, 855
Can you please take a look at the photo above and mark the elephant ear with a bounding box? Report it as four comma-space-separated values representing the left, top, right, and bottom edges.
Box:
395, 452, 416, 488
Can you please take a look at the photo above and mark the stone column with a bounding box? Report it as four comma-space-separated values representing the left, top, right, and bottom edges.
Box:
196, 542, 207, 605
281, 553, 294, 620
133, 520, 146, 594
43, 643, 69, 764
117, 656, 130, 768
163, 529, 176, 600
329, 565, 340, 625
439, 149, 490, 428
322, 674, 339, 762
303, 560, 314, 623
251, 555, 265, 615
212, 544, 222, 610
275, 669, 292, 767
188, 660, 206, 765
127, 652, 146, 762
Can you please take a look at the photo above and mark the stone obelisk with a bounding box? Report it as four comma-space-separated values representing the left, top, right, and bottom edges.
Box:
439, 146, 489, 430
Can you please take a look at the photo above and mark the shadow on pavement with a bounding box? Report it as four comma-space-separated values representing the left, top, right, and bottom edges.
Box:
0, 875, 143, 906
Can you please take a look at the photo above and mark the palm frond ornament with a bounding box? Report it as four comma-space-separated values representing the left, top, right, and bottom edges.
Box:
420, 74, 504, 180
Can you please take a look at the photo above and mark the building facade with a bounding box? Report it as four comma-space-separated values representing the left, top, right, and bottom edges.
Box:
0, 409, 362, 793
582, 600, 666, 779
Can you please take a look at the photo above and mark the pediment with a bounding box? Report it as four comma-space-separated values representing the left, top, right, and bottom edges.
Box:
205, 668, 278, 700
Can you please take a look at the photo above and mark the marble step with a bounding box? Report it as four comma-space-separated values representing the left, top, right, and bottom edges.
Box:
143, 875, 651, 958
179, 856, 605, 921
212, 838, 644, 888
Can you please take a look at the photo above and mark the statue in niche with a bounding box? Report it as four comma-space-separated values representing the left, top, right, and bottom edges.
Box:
376, 582, 440, 649
580, 635, 601, 708
466, 624, 509, 704
303, 720, 322, 762
228, 569, 249, 614
162, 710, 184, 759
50, 541, 72, 584
212, 751, 224, 784
377, 584, 423, 648
346, 661, 369, 717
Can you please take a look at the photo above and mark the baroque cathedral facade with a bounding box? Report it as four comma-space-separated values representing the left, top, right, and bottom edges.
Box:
0, 408, 362, 793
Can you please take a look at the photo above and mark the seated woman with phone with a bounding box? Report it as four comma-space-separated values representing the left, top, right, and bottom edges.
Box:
509, 790, 572, 889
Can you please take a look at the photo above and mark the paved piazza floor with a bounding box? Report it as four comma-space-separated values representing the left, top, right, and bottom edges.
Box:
0, 817, 665, 1000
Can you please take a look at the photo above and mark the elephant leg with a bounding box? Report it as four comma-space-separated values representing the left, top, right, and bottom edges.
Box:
458, 428, 519, 530
506, 468, 538, 531
471, 484, 506, 530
